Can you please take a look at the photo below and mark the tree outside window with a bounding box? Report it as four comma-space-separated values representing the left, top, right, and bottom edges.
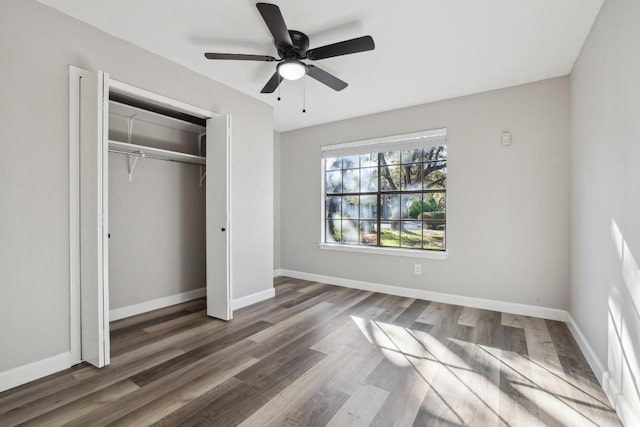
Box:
324, 145, 446, 251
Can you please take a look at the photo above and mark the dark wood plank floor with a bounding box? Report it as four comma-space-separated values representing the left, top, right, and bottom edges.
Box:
0, 277, 621, 426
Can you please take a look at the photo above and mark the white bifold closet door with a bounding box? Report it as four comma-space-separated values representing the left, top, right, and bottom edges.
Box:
206, 115, 232, 320
74, 69, 231, 369
79, 70, 110, 367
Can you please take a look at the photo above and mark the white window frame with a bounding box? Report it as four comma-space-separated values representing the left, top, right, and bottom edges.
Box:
319, 128, 448, 260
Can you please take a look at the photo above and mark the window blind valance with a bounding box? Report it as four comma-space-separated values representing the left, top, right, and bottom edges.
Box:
321, 128, 447, 159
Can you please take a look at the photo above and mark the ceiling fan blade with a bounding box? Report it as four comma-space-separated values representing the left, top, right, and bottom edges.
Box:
306, 65, 348, 91
306, 36, 375, 60
256, 3, 293, 49
204, 53, 277, 61
261, 72, 282, 93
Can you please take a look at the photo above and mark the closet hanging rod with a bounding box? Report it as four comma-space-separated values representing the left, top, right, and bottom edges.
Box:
108, 149, 206, 166
108, 140, 206, 166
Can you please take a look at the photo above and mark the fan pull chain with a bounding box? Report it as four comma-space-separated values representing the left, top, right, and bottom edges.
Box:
302, 75, 307, 113
277, 75, 282, 101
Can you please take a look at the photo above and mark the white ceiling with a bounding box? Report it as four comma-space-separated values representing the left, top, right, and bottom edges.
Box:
40, 0, 603, 131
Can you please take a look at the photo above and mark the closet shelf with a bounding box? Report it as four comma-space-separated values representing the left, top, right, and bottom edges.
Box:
109, 101, 206, 134
108, 140, 206, 166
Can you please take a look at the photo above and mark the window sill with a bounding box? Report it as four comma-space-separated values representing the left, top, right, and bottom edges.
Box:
318, 243, 448, 260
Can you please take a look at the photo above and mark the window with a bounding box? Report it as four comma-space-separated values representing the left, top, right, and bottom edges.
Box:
322, 129, 447, 253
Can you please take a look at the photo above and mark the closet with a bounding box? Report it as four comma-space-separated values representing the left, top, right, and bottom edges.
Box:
108, 92, 207, 318
69, 67, 232, 369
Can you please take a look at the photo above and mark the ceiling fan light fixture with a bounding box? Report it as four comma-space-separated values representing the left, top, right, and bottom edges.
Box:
277, 60, 306, 80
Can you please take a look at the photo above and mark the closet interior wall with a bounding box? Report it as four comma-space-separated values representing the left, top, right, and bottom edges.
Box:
108, 106, 206, 311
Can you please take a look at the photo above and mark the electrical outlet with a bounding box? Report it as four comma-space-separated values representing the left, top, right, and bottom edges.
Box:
414, 264, 422, 275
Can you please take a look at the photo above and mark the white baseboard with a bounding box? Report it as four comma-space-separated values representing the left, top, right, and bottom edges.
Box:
567, 313, 639, 427
232, 288, 276, 310
278, 269, 567, 321
565, 313, 605, 380
603, 372, 640, 427
273, 268, 284, 277
110, 288, 206, 321
0, 352, 71, 393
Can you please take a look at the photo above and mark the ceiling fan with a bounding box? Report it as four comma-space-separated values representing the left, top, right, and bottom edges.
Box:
204, 2, 375, 94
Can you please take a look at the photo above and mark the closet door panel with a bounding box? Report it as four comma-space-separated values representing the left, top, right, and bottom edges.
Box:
79, 70, 110, 367
206, 115, 231, 320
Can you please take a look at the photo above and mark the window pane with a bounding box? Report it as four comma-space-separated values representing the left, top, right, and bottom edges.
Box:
342, 155, 359, 169
424, 146, 447, 162
401, 221, 422, 248
422, 161, 447, 189
325, 157, 342, 171
341, 220, 358, 244
326, 220, 341, 243
342, 196, 359, 219
342, 169, 359, 193
326, 170, 342, 193
380, 165, 400, 191
359, 221, 377, 245
423, 146, 447, 189
401, 194, 423, 219
382, 151, 400, 165
325, 195, 341, 219
423, 225, 445, 250
360, 153, 378, 167
401, 148, 423, 164
418, 193, 446, 230
360, 167, 378, 192
359, 195, 377, 219
401, 163, 422, 190
380, 221, 400, 247
380, 194, 400, 220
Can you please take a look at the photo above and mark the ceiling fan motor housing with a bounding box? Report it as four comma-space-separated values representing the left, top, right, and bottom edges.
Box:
278, 30, 309, 59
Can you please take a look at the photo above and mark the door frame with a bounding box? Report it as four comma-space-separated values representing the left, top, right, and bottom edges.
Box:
69, 66, 231, 364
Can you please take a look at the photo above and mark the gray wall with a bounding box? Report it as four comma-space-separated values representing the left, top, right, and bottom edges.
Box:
108, 115, 205, 309
0, 0, 273, 372
570, 0, 640, 422
274, 131, 282, 270
280, 77, 570, 309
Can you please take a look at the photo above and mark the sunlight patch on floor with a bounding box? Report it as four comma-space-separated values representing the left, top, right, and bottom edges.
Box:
351, 314, 617, 426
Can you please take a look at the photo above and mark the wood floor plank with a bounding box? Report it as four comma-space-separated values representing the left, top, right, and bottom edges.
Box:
18, 379, 139, 426
111, 308, 196, 338
250, 301, 338, 343
472, 309, 501, 347
501, 312, 527, 329
67, 339, 261, 427
283, 388, 350, 427
325, 384, 389, 427
107, 354, 259, 426
491, 323, 528, 355
322, 287, 372, 308
1, 347, 183, 425
393, 299, 431, 327
129, 320, 272, 387
248, 303, 343, 359
110, 299, 205, 332
458, 306, 483, 327
162, 348, 327, 426
415, 301, 449, 325
366, 356, 431, 427
239, 340, 382, 427
0, 278, 621, 427
0, 372, 80, 415
142, 309, 208, 334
